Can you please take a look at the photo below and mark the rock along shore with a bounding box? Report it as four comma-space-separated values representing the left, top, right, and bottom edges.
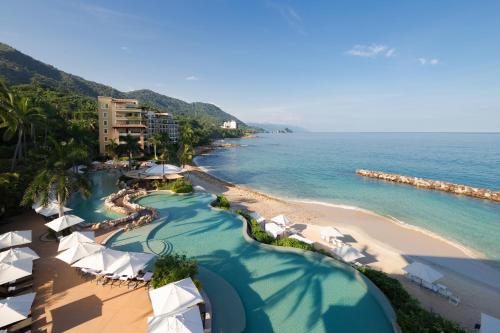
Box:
356, 169, 500, 202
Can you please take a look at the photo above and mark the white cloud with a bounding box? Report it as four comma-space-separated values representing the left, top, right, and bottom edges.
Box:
120, 46, 129, 51
418, 57, 439, 65
346, 44, 395, 58
268, 2, 306, 35
186, 76, 200, 81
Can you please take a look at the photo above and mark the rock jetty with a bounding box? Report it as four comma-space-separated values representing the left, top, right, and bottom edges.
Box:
356, 169, 500, 202
91, 189, 159, 231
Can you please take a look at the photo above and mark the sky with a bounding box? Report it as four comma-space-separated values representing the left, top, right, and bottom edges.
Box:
1, 0, 499, 132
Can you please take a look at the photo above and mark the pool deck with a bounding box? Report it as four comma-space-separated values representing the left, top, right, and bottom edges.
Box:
0, 212, 152, 333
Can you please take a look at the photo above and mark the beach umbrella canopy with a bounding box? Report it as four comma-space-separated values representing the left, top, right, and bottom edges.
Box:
45, 214, 84, 232
0, 247, 39, 263
403, 262, 443, 283
0, 259, 33, 285
271, 214, 291, 227
35, 202, 72, 217
57, 231, 95, 252
249, 212, 266, 224
56, 243, 105, 264
481, 313, 500, 333
142, 164, 182, 177
71, 248, 124, 272
264, 223, 285, 238
147, 306, 203, 333
0, 231, 31, 250
320, 226, 343, 239
105, 251, 155, 277
193, 185, 206, 192
0, 292, 36, 327
149, 277, 204, 317
331, 245, 365, 263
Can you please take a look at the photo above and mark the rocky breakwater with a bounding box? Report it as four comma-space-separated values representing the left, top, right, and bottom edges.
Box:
356, 169, 500, 202
91, 189, 159, 231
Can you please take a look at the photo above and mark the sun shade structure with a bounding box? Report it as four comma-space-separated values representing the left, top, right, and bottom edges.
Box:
0, 259, 32, 285
193, 185, 206, 192
0, 231, 31, 250
0, 247, 39, 263
56, 243, 105, 264
143, 164, 183, 176
481, 313, 500, 333
104, 251, 155, 277
249, 212, 266, 224
331, 245, 365, 263
45, 214, 84, 232
147, 306, 203, 333
57, 231, 95, 252
0, 292, 36, 327
320, 226, 344, 239
35, 203, 72, 217
271, 214, 291, 227
149, 277, 204, 317
403, 262, 443, 283
71, 248, 124, 272
265, 223, 285, 238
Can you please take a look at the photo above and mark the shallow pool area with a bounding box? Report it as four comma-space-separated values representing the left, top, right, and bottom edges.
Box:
107, 192, 395, 332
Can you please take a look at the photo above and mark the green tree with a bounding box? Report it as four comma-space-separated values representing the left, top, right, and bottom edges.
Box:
105, 139, 119, 160
177, 126, 194, 167
120, 135, 142, 169
149, 133, 162, 160
158, 148, 170, 181
21, 138, 91, 217
0, 82, 45, 171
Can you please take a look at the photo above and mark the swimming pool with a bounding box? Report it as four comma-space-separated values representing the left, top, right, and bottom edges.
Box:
107, 191, 395, 332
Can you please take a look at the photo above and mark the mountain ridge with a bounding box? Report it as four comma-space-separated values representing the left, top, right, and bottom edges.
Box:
0, 42, 245, 126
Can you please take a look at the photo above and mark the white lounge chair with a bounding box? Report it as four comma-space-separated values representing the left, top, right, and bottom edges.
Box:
449, 295, 460, 306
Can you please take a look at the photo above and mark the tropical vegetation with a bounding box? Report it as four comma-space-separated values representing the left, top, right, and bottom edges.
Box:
211, 194, 231, 210
152, 178, 193, 194
151, 253, 200, 289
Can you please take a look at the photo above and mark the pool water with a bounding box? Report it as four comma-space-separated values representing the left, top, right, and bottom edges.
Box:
107, 192, 394, 332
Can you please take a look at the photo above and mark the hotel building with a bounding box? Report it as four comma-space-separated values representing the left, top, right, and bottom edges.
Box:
97, 96, 179, 155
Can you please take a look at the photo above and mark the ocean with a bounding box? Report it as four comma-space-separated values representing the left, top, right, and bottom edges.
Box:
194, 132, 500, 261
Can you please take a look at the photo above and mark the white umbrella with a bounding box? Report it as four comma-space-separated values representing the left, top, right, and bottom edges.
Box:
331, 245, 365, 263
0, 292, 36, 327
320, 226, 343, 239
105, 252, 155, 277
0, 259, 32, 285
142, 164, 182, 177
58, 231, 95, 252
271, 214, 291, 227
403, 262, 443, 284
45, 214, 84, 232
56, 243, 105, 264
0, 231, 31, 250
481, 313, 500, 333
0, 247, 39, 263
264, 223, 285, 238
149, 277, 204, 317
249, 212, 266, 224
147, 306, 203, 333
35, 203, 72, 217
71, 248, 124, 272
193, 185, 206, 192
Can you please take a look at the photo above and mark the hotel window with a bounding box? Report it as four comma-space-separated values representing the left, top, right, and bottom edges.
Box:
104, 136, 108, 142
103, 129, 108, 134
103, 120, 108, 126
103, 112, 107, 118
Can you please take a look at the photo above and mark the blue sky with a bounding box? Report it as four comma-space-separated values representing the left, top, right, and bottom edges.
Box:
1, 0, 499, 131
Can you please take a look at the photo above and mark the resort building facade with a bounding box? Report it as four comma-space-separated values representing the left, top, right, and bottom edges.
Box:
98, 97, 179, 155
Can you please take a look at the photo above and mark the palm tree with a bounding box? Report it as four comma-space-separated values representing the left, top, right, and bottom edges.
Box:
0, 83, 45, 171
22, 138, 91, 217
149, 133, 162, 160
105, 139, 119, 160
120, 135, 142, 169
158, 148, 169, 181
177, 126, 195, 167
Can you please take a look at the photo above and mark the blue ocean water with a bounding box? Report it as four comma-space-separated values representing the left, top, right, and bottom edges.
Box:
195, 133, 500, 261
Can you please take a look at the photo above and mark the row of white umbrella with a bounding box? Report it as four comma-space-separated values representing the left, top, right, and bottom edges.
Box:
0, 230, 37, 328
148, 277, 204, 333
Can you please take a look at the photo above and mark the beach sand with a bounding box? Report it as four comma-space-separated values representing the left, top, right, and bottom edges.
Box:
186, 166, 500, 331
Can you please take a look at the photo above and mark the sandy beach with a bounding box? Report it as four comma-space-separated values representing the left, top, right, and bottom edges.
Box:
185, 166, 500, 331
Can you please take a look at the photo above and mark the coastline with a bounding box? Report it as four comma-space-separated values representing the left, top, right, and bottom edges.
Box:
188, 158, 500, 329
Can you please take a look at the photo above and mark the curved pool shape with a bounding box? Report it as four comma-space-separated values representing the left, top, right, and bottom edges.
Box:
108, 192, 394, 332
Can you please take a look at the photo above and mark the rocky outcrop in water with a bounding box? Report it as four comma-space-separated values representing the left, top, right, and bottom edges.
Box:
356, 169, 500, 202
91, 189, 159, 231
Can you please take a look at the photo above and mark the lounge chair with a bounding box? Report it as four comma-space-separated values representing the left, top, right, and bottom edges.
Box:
0, 281, 34, 297
5, 317, 32, 333
137, 271, 153, 289
449, 295, 460, 306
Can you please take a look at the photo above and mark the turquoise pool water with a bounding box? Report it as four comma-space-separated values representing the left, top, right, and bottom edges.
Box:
108, 192, 394, 333
69, 170, 124, 223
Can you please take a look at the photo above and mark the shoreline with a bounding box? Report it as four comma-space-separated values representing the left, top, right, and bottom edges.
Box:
193, 158, 485, 262
188, 159, 500, 329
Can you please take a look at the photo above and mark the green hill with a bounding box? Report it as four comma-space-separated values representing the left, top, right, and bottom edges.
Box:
0, 42, 245, 126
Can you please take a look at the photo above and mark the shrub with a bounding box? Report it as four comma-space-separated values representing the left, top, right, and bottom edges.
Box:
151, 253, 198, 289
152, 178, 193, 193
359, 267, 466, 333
272, 237, 315, 251
212, 195, 230, 209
